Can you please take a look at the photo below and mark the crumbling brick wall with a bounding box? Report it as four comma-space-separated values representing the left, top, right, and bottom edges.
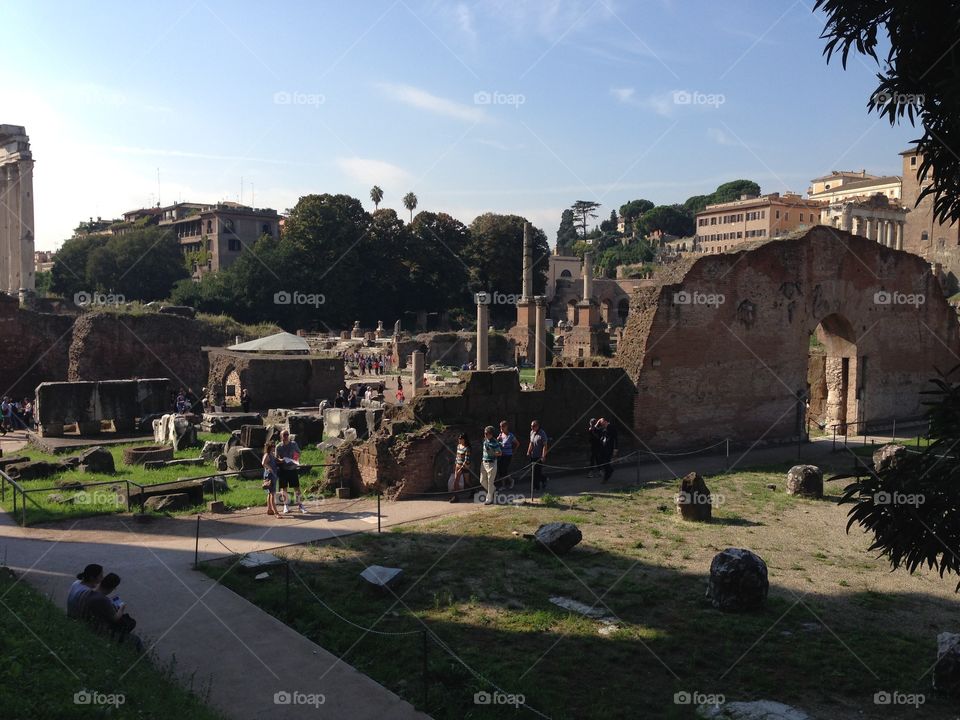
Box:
0, 295, 73, 398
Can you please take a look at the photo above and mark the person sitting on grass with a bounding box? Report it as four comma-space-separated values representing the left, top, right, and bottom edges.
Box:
67, 563, 103, 619
80, 572, 141, 650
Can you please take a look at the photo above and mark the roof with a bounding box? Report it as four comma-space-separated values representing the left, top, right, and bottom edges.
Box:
228, 332, 309, 353
810, 170, 878, 183
700, 193, 822, 213
810, 176, 900, 195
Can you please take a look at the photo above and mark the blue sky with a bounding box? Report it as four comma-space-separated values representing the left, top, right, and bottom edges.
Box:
6, 0, 916, 251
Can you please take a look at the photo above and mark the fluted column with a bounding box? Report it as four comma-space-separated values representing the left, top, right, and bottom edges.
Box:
476, 299, 489, 371
534, 296, 546, 374
9, 164, 22, 291
0, 166, 9, 293
841, 205, 852, 232
853, 214, 864, 237
865, 217, 875, 242
896, 221, 904, 251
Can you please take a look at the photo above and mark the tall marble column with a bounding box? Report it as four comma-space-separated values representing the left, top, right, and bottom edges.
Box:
0, 166, 9, 293
476, 299, 489, 371
841, 205, 852, 232
582, 251, 594, 301
865, 217, 875, 242
521, 222, 533, 300
896, 221, 904, 251
534, 296, 546, 374
853, 214, 865, 237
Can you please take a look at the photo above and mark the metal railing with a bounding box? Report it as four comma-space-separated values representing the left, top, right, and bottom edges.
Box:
829, 416, 928, 451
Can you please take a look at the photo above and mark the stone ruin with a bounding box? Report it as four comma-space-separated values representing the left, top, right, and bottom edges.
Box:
35, 379, 169, 437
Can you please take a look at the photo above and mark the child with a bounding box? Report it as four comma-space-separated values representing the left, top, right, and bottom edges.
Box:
262, 442, 280, 516
449, 433, 471, 502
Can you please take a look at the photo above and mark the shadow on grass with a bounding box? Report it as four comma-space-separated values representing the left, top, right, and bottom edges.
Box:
201, 528, 957, 720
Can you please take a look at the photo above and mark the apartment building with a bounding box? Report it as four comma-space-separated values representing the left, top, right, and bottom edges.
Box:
695, 192, 823, 254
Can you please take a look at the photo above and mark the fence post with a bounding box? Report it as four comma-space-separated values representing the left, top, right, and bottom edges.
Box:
125, 480, 131, 513
285, 561, 291, 621
1, 475, 5, 502
635, 450, 640, 486
377, 491, 381, 534
22, 488, 26, 526
422, 630, 429, 709
832, 425, 837, 452
892, 419, 896, 443
194, 514, 200, 570
530, 462, 535, 501
725, 438, 730, 472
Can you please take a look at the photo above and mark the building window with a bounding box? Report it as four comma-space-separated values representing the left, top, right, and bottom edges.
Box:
560, 269, 572, 278
223, 219, 235, 233
910, 156, 917, 167
228, 238, 241, 251
775, 210, 780, 219
206, 220, 213, 233
262, 223, 271, 235
921, 231, 929, 242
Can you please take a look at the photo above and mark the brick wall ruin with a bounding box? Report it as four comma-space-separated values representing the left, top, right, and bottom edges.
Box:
617, 227, 960, 449
206, 349, 344, 409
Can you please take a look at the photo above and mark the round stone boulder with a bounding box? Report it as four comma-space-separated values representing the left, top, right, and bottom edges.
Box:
873, 443, 908, 474
706, 548, 769, 612
676, 471, 712, 522
533, 522, 582, 555
785, 464, 823, 498
934, 632, 960, 697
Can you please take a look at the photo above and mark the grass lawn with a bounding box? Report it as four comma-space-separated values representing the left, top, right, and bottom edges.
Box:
519, 367, 536, 385
0, 567, 222, 720
0, 434, 328, 525
202, 463, 958, 719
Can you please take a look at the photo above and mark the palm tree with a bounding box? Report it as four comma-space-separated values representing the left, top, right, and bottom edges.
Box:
403, 192, 418, 221
370, 185, 383, 211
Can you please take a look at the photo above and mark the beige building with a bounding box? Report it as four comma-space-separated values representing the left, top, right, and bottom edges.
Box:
157, 201, 280, 278
807, 170, 901, 202
695, 192, 822, 254
820, 194, 908, 249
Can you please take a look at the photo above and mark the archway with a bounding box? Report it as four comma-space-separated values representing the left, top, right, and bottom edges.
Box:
617, 299, 629, 325
807, 314, 858, 435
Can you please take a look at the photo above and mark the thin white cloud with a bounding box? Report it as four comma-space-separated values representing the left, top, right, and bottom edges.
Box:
707, 127, 738, 146
611, 87, 636, 104
377, 82, 487, 123
336, 157, 410, 186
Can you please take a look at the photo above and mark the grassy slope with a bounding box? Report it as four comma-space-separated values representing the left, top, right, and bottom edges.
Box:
0, 568, 222, 720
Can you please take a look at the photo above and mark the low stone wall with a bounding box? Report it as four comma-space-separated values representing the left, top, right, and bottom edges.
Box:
35, 378, 170, 436
206, 349, 344, 409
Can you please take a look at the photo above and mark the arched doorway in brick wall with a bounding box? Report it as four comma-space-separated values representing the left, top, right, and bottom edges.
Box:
807, 314, 859, 436
222, 366, 242, 407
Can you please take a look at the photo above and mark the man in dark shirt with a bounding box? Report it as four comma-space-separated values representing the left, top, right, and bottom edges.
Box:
81, 573, 140, 649
598, 418, 619, 483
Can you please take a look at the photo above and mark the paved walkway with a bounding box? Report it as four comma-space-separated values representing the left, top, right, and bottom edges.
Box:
0, 435, 882, 719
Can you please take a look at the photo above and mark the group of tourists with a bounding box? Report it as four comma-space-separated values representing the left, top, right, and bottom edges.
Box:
66, 563, 141, 651
1, 396, 33, 433
332, 380, 387, 409
448, 419, 550, 504
261, 429, 306, 516
342, 351, 391, 376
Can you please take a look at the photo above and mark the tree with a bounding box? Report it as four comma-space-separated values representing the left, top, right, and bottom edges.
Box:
51, 233, 108, 300
403, 192, 418, 221
835, 366, 960, 591
370, 185, 384, 211
637, 205, 695, 238
815, 0, 960, 223
600, 209, 619, 233
405, 212, 471, 313
556, 209, 578, 255
619, 199, 654, 222
570, 200, 601, 238
683, 180, 760, 215
465, 214, 549, 322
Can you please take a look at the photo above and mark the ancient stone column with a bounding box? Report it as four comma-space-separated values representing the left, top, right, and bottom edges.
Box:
0, 126, 35, 294
582, 251, 594, 301
476, 299, 489, 371
841, 205, 852, 232
865, 217, 875, 242
410, 351, 425, 397
534, 296, 547, 375
853, 214, 864, 237
0, 166, 9, 292
895, 221, 904, 251
879, 219, 888, 247
521, 221, 533, 300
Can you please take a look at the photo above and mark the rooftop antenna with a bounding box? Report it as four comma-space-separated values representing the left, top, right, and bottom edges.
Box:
157, 168, 161, 207
240, 176, 243, 205
251, 182, 255, 208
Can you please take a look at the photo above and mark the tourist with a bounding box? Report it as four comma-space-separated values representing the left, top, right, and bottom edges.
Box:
276, 430, 305, 514
496, 420, 519, 489
587, 418, 602, 478
598, 418, 619, 483
480, 425, 502, 505
348, 389, 359, 409
67, 563, 103, 619
527, 420, 549, 490
395, 386, 405, 405
240, 388, 251, 413
80, 573, 140, 649
449, 432, 471, 502
262, 442, 280, 516
334, 391, 345, 409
